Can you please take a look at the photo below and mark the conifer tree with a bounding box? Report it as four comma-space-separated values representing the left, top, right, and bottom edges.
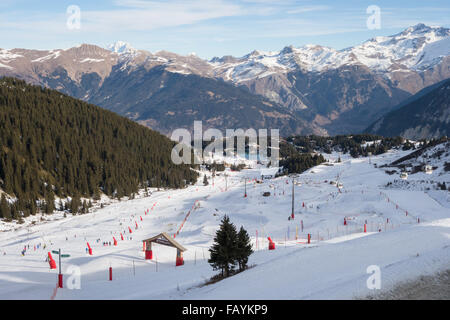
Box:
70, 195, 81, 214
208, 215, 238, 278
236, 226, 253, 271
29, 198, 37, 216
44, 191, 55, 214
93, 189, 101, 201
10, 203, 18, 220
0, 194, 11, 220
82, 200, 88, 214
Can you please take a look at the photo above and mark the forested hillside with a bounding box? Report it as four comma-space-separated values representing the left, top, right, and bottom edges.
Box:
365, 79, 450, 139
0, 77, 197, 220
286, 134, 405, 158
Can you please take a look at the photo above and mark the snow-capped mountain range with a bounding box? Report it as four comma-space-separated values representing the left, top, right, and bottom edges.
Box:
210, 24, 450, 80
0, 24, 449, 136
97, 23, 450, 84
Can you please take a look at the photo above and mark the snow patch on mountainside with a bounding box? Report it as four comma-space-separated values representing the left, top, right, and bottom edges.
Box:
80, 58, 105, 63
0, 49, 23, 62
0, 63, 13, 70
414, 37, 450, 70
31, 50, 62, 63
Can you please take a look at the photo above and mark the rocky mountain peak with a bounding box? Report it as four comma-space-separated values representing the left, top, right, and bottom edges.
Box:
280, 45, 295, 55
403, 23, 430, 34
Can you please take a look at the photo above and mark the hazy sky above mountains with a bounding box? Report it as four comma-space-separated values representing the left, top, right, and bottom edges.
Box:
1, 0, 449, 59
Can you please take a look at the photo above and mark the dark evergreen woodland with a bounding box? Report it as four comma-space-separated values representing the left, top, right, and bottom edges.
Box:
285, 134, 405, 158
0, 77, 197, 219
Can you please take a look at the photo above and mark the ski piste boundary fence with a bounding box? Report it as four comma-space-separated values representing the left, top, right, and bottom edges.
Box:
253, 184, 423, 250
42, 184, 223, 298
13, 174, 422, 298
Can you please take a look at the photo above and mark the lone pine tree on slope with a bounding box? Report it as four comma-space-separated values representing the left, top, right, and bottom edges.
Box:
208, 215, 238, 278
236, 226, 253, 272
208, 215, 253, 278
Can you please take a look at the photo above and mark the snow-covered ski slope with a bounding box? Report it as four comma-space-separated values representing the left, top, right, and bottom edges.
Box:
0, 149, 449, 299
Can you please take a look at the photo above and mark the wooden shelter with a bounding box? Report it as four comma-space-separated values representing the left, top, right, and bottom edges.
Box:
142, 232, 187, 266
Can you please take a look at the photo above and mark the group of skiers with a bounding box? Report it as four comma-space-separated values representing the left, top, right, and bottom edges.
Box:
20, 242, 47, 256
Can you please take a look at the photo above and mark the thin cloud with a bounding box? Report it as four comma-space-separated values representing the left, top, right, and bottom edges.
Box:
0, 1, 448, 56
82, 0, 245, 32
287, 5, 331, 14
0, 0, 246, 35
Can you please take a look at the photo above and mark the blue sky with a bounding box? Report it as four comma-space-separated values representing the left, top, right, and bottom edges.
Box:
1, 0, 449, 59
